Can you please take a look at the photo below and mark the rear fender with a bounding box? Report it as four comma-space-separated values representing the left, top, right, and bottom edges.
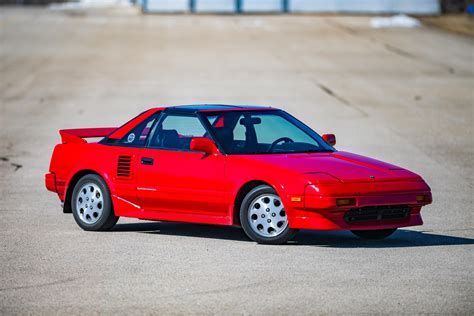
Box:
62, 167, 115, 214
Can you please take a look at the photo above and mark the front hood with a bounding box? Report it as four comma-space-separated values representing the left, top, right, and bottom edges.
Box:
244, 151, 421, 183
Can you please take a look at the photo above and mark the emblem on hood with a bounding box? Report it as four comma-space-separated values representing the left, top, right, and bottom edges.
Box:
369, 175, 375, 179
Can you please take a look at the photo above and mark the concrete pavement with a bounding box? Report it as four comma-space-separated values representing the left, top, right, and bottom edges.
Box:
1, 7, 473, 314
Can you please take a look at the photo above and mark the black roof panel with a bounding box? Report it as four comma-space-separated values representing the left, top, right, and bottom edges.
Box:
163, 104, 274, 112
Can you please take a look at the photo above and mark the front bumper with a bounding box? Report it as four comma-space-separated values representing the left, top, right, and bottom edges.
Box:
287, 181, 431, 230
289, 205, 423, 230
304, 191, 432, 211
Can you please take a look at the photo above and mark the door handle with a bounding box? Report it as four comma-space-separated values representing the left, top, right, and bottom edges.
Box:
141, 157, 154, 165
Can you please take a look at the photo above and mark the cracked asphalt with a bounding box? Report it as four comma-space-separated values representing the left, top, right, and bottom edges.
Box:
1, 7, 473, 314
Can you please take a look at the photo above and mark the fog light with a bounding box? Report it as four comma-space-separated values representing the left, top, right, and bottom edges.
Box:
416, 195, 425, 202
336, 198, 355, 206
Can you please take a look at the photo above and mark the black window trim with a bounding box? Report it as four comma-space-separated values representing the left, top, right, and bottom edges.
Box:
100, 108, 335, 154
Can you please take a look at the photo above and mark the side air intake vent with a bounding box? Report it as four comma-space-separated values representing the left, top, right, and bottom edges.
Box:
117, 155, 132, 179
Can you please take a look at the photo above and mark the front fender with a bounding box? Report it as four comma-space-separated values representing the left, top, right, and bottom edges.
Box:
226, 156, 309, 225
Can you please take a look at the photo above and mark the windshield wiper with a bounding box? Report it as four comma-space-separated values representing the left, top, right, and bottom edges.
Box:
298, 149, 333, 153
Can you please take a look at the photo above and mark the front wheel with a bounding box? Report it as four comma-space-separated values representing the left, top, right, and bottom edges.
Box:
351, 228, 397, 240
71, 174, 119, 231
240, 185, 298, 244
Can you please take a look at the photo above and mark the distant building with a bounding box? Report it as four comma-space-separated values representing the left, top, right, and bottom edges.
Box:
141, 0, 441, 15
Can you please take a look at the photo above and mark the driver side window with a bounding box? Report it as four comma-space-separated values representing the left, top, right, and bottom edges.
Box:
149, 114, 207, 151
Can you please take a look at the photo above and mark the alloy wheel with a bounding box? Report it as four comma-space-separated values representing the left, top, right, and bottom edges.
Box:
75, 182, 104, 225
247, 193, 288, 237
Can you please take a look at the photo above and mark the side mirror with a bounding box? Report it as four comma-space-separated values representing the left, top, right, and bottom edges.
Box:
322, 134, 336, 146
190, 137, 219, 155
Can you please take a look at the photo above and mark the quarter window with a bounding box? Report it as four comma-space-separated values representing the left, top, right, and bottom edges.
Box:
120, 114, 157, 146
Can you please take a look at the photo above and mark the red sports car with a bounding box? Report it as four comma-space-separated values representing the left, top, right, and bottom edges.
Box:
45, 105, 432, 244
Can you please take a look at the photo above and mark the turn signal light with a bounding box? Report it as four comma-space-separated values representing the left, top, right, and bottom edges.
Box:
416, 195, 426, 202
336, 198, 356, 207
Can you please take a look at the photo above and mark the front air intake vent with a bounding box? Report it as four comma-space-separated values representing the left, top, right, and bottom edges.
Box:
117, 155, 132, 179
344, 205, 410, 224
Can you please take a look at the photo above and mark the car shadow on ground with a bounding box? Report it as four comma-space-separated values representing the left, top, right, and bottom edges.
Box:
294, 229, 474, 248
112, 222, 474, 248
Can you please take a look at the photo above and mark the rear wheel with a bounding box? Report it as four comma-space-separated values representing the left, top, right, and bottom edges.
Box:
351, 228, 397, 240
71, 174, 118, 231
240, 185, 297, 244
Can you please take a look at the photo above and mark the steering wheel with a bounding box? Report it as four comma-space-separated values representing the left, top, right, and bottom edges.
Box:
268, 137, 294, 152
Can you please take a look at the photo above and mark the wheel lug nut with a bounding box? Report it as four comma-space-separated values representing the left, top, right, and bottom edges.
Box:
272, 213, 276, 217
86, 197, 89, 201
267, 219, 271, 223
85, 204, 88, 208
261, 214, 265, 218
266, 208, 270, 212
91, 199, 94, 202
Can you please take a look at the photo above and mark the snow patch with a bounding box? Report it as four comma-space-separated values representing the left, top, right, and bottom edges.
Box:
370, 14, 421, 28
49, 0, 131, 11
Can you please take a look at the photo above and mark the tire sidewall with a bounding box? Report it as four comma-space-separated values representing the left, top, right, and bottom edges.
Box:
71, 174, 114, 231
240, 185, 296, 244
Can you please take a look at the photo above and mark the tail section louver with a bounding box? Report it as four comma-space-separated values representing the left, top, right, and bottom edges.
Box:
117, 155, 132, 179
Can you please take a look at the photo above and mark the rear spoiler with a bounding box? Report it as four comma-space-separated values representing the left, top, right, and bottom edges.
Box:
59, 128, 117, 144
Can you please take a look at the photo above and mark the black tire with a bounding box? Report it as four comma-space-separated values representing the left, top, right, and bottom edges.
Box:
240, 185, 298, 245
71, 174, 119, 231
351, 228, 397, 240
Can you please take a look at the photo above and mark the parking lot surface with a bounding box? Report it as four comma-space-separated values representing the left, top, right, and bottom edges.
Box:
1, 7, 473, 314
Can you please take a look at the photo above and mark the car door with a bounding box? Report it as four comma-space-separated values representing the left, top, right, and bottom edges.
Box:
136, 113, 227, 218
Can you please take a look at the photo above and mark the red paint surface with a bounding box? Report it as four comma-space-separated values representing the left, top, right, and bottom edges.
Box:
46, 106, 432, 231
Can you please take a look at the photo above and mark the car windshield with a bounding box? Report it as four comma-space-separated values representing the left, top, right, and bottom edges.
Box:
202, 110, 335, 155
